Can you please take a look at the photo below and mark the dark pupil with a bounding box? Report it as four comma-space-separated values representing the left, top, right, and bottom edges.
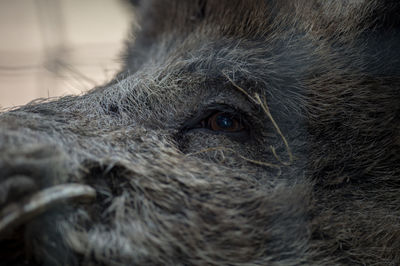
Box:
216, 114, 233, 129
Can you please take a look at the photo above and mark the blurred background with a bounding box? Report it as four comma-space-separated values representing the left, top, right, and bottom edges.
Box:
0, 0, 133, 109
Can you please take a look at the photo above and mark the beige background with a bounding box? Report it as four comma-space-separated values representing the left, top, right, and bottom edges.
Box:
0, 0, 132, 109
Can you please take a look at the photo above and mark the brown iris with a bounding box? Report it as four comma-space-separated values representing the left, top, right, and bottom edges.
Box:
206, 112, 244, 132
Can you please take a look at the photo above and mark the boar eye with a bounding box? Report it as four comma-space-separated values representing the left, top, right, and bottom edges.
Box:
202, 112, 245, 132
182, 106, 249, 137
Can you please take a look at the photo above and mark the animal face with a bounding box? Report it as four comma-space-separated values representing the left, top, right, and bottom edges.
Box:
0, 0, 399, 265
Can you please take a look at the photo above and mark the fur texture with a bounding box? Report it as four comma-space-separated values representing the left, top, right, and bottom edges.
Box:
0, 0, 399, 265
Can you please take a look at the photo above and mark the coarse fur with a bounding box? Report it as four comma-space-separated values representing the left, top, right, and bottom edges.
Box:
0, 0, 399, 265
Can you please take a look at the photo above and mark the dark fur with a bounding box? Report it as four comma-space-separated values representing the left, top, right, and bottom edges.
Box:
0, 0, 399, 265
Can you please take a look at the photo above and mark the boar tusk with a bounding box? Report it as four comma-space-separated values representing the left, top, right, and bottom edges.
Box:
0, 184, 96, 236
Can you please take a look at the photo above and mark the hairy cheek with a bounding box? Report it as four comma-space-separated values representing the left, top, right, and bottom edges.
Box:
178, 131, 232, 153
177, 131, 264, 167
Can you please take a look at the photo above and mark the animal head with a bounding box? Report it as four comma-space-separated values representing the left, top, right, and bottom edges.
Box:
0, 0, 399, 265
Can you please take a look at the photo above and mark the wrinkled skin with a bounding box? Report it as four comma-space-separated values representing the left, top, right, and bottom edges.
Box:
0, 0, 399, 265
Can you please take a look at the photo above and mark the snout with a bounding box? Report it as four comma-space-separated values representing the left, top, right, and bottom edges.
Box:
0, 111, 70, 204
0, 112, 96, 265
0, 111, 83, 202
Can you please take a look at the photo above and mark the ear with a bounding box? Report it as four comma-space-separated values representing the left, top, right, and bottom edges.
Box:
121, 0, 210, 72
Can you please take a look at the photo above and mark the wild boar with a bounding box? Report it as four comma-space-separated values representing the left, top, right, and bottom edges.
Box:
0, 0, 399, 265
